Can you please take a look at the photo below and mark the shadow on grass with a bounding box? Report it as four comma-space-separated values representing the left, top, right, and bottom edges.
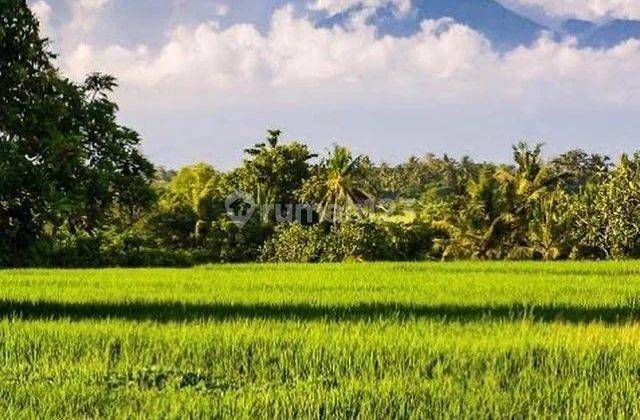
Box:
1, 300, 640, 324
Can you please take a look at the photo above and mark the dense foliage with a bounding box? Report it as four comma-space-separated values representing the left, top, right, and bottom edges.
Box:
25, 131, 639, 266
4, 1, 640, 266
1, 0, 154, 267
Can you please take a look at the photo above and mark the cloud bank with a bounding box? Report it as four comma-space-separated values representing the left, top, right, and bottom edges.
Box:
26, 1, 640, 167
30, 0, 52, 37
55, 5, 640, 107
506, 0, 640, 20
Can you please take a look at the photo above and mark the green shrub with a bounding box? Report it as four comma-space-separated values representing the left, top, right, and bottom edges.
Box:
324, 219, 390, 262
260, 223, 327, 263
379, 221, 434, 261
261, 218, 431, 263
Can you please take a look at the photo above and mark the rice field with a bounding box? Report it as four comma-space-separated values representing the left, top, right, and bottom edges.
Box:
2, 262, 640, 418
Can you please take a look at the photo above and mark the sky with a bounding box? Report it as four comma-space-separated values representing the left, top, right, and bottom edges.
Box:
28, 0, 640, 169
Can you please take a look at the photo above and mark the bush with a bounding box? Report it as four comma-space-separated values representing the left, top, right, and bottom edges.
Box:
261, 218, 432, 263
260, 223, 327, 263
324, 219, 390, 262
379, 221, 434, 261
203, 218, 273, 263
100, 229, 195, 267
36, 228, 195, 268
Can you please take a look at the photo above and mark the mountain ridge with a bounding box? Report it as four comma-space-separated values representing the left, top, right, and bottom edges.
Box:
574, 19, 640, 48
317, 0, 640, 51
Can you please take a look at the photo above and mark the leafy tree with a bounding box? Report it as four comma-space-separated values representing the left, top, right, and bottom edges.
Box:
154, 167, 178, 184
239, 130, 316, 222
1, 0, 73, 263
527, 189, 575, 260
73, 73, 156, 232
573, 154, 640, 259
0, 1, 154, 266
433, 167, 511, 260
550, 150, 610, 194
159, 163, 229, 238
300, 145, 374, 222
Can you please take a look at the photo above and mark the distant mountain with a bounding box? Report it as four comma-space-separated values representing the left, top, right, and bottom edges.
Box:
318, 0, 550, 51
579, 19, 640, 49
561, 19, 596, 37
318, 0, 640, 51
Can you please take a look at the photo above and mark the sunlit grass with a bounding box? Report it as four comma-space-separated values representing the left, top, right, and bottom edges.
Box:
2, 262, 640, 418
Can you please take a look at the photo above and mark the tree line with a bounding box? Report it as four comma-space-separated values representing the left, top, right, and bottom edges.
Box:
3, 1, 640, 267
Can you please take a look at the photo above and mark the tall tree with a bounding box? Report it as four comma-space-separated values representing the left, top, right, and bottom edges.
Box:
550, 150, 610, 194
239, 130, 316, 222
0, 1, 154, 266
301, 145, 373, 222
159, 163, 228, 238
573, 154, 640, 259
494, 142, 570, 258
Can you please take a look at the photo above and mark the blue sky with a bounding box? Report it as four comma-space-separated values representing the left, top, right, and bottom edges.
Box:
29, 0, 640, 168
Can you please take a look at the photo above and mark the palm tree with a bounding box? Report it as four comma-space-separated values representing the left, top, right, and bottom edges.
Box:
431, 143, 572, 260
527, 189, 573, 260
160, 163, 225, 239
244, 129, 281, 156
497, 142, 570, 211
433, 167, 512, 260
241, 130, 316, 223
301, 145, 373, 223
495, 142, 571, 258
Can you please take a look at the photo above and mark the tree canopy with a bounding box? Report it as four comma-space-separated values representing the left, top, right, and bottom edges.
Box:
0, 0, 154, 266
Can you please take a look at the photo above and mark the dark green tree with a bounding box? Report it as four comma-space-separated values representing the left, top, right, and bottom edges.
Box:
550, 150, 610, 194
0, 1, 154, 266
238, 130, 316, 222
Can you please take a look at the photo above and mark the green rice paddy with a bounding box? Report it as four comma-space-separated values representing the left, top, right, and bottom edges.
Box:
2, 262, 640, 418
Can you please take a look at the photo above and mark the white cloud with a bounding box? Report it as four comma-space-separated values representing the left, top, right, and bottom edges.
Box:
505, 0, 640, 20
79, 0, 110, 7
29, 0, 52, 37
61, 10, 498, 107
58, 6, 640, 109
37, 2, 640, 166
69, 0, 112, 34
